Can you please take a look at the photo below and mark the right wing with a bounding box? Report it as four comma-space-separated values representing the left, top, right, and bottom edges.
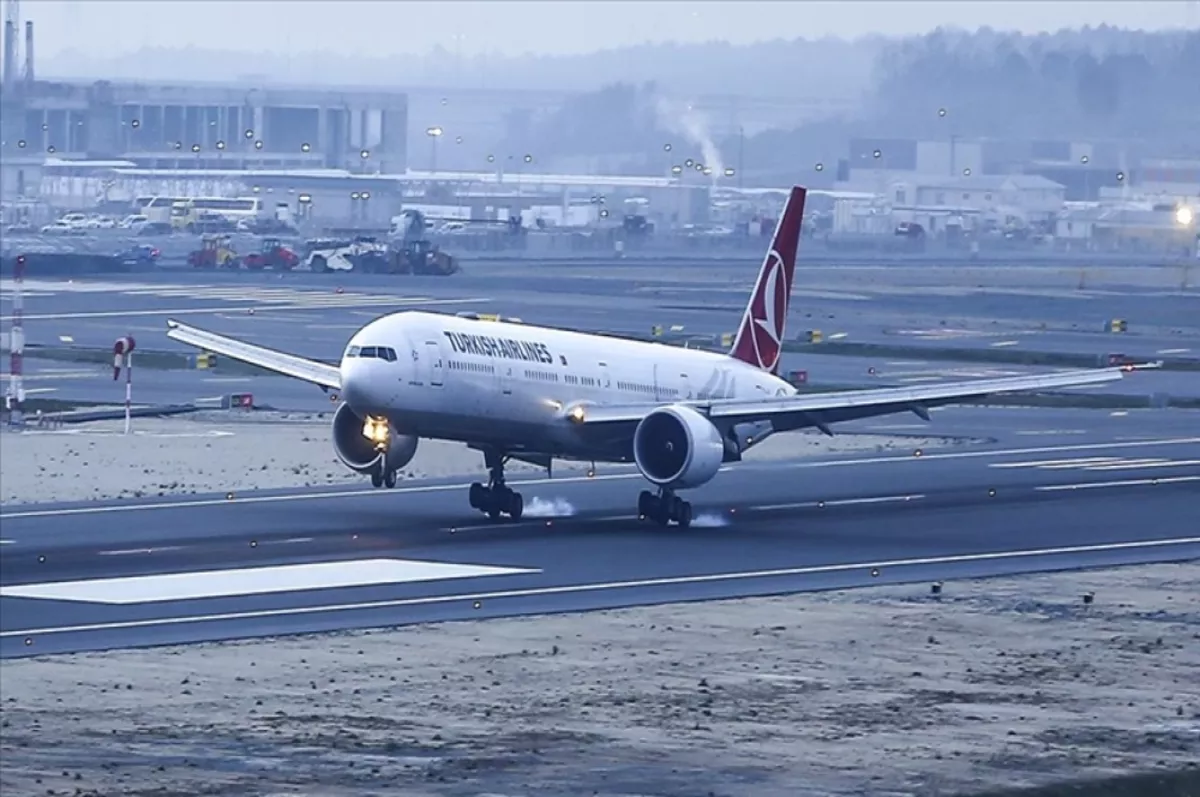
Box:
571, 366, 1132, 440
165, 319, 341, 390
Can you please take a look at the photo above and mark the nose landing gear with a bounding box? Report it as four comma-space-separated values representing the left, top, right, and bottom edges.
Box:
638, 488, 692, 528
468, 449, 524, 520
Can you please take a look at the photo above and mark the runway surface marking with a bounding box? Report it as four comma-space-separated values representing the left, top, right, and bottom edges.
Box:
0, 558, 540, 605
1036, 475, 1200, 492
4, 436, 1198, 521
757, 493, 925, 511
4, 537, 1196, 639
5, 296, 490, 322
992, 456, 1200, 471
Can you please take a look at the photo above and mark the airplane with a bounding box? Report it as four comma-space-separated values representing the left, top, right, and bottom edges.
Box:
165, 185, 1132, 528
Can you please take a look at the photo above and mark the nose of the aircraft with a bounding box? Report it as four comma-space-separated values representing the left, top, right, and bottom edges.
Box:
339, 356, 374, 411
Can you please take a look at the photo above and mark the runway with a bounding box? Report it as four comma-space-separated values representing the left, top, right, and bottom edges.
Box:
3, 427, 1197, 659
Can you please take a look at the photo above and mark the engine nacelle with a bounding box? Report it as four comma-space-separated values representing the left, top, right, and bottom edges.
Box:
331, 402, 419, 476
633, 404, 725, 489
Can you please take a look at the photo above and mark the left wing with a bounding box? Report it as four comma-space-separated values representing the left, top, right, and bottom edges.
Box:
165, 319, 341, 390
573, 367, 1129, 433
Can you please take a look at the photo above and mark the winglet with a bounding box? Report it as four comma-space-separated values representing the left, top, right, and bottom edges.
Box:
728, 185, 807, 374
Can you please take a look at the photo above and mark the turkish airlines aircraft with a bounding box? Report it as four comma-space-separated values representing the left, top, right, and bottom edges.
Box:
166, 185, 1129, 527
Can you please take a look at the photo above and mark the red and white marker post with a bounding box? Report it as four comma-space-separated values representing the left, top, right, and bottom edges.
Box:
113, 335, 136, 434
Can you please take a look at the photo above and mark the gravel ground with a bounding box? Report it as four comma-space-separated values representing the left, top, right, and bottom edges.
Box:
1, 563, 1197, 796
0, 410, 967, 505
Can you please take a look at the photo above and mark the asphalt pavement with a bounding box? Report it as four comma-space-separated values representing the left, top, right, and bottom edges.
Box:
2, 414, 1197, 658
3, 259, 1197, 364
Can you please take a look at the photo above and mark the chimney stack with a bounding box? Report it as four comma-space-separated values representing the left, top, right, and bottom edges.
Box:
23, 19, 32, 84
2, 20, 15, 90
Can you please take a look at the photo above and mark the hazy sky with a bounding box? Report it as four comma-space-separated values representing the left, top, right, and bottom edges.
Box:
11, 0, 1199, 59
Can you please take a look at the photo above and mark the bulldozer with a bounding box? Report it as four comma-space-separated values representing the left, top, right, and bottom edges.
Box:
188, 234, 239, 269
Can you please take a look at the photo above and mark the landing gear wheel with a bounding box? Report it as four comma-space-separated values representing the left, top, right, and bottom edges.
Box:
383, 470, 397, 489
468, 482, 487, 510
638, 488, 693, 527
638, 490, 654, 518
370, 471, 383, 488
471, 450, 525, 521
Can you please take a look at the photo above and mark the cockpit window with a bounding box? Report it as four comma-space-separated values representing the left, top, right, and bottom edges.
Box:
344, 345, 397, 361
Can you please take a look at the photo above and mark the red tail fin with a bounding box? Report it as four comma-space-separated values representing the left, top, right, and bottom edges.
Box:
728, 185, 806, 374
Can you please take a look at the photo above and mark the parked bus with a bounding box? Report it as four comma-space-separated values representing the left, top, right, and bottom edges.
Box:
169, 197, 265, 231
142, 196, 191, 224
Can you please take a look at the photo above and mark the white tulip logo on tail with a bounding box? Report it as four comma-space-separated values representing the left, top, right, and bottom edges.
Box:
727, 184, 806, 375
749, 249, 790, 373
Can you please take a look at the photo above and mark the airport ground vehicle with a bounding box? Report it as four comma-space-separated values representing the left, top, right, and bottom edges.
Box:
166, 185, 1130, 526
302, 236, 389, 272
187, 234, 238, 269
116, 244, 161, 267
243, 238, 299, 270
392, 239, 460, 275
169, 197, 265, 231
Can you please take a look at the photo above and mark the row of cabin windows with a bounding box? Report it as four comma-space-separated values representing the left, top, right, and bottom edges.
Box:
449, 360, 495, 374
525, 369, 559, 382
345, 345, 397, 361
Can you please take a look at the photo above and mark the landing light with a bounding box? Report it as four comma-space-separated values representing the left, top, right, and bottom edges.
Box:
362, 416, 391, 448
567, 405, 586, 423
1176, 206, 1194, 226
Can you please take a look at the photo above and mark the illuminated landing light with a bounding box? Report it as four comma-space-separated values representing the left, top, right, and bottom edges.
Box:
871, 567, 880, 577
1176, 206, 1194, 226
567, 405, 586, 423
362, 416, 390, 447
913, 449, 924, 457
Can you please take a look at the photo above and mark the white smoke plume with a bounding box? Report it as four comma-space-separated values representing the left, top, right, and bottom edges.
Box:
522, 496, 577, 518
688, 510, 730, 528
655, 96, 725, 185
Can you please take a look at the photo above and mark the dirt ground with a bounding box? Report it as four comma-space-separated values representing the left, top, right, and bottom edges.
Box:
2, 562, 1197, 797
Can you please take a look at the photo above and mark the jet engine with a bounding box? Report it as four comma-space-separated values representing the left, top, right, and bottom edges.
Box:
331, 402, 418, 476
632, 404, 725, 489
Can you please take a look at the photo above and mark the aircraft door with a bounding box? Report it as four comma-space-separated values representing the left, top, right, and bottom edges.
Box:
499, 364, 513, 395
599, 361, 611, 392
679, 372, 692, 400
424, 340, 444, 387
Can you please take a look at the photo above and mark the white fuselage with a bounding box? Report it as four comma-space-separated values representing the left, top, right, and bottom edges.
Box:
338, 310, 797, 461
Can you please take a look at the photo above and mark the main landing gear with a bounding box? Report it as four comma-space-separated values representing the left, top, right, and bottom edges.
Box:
370, 469, 398, 489
638, 488, 692, 528
468, 449, 524, 521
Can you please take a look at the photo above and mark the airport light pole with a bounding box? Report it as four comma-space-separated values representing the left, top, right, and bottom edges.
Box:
426, 127, 443, 173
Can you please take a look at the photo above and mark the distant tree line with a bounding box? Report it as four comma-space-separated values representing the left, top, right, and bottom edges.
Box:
865, 26, 1200, 149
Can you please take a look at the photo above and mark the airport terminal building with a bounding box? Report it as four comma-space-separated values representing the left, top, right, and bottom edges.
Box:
1, 75, 409, 203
